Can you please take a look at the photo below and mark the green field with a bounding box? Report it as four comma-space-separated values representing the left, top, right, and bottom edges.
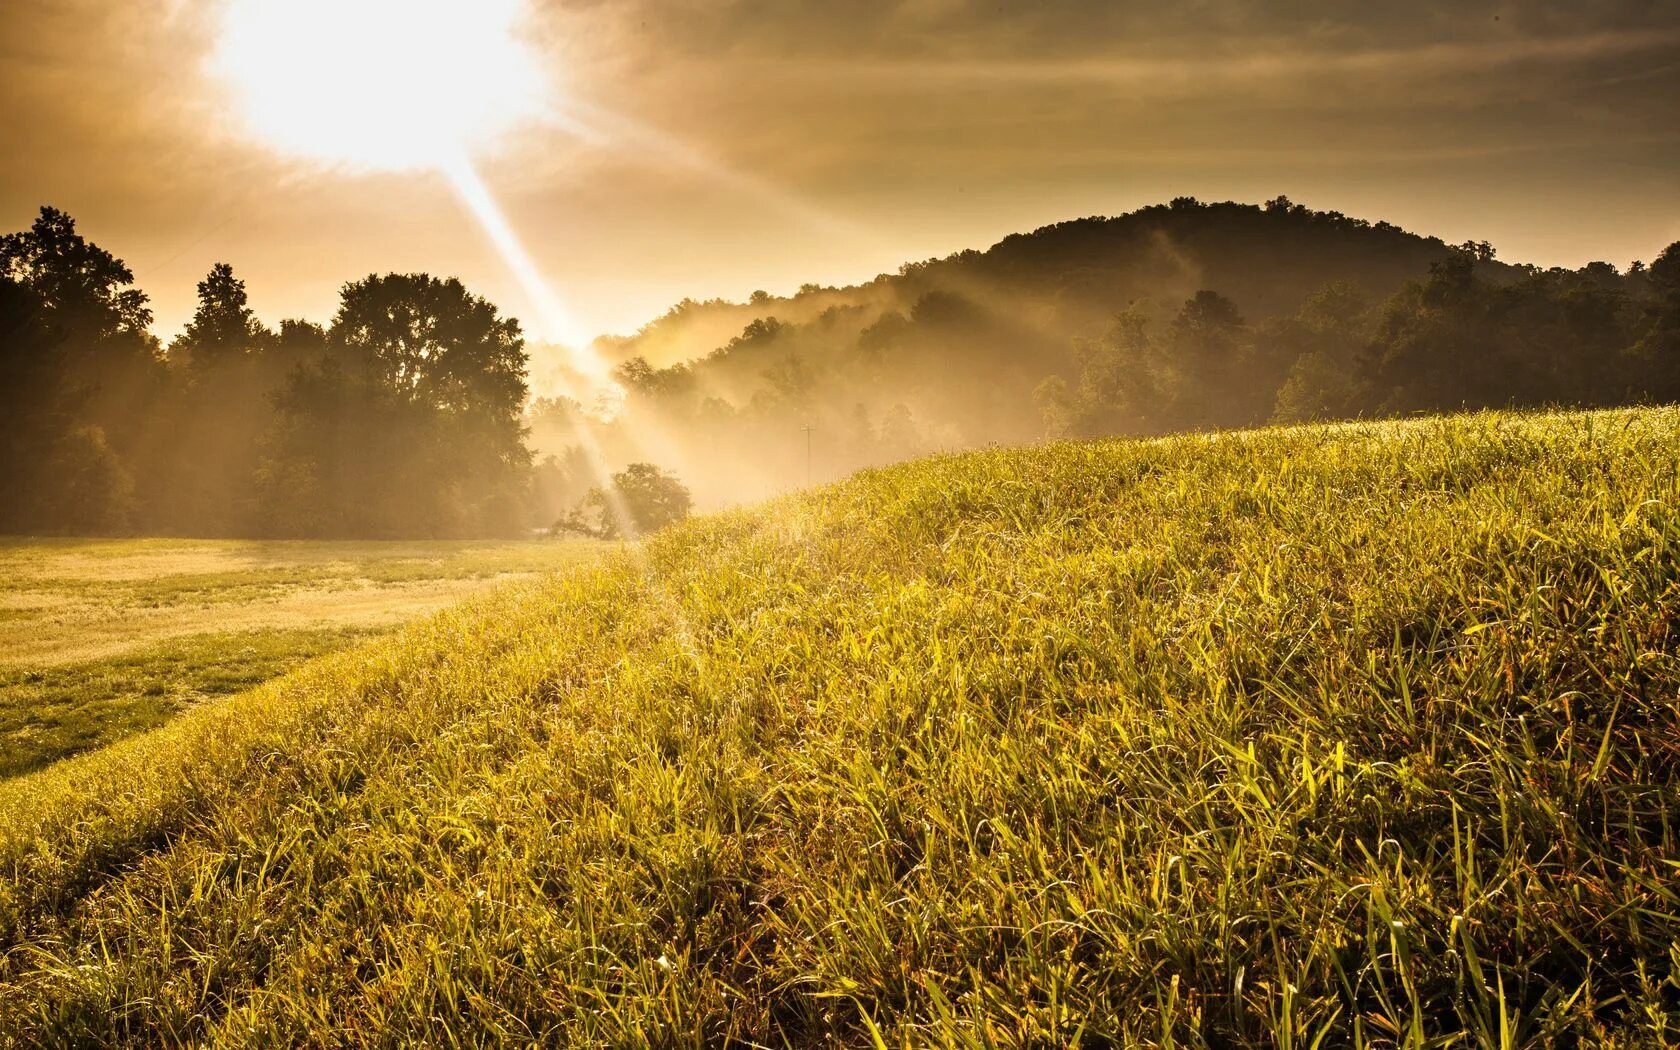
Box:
2, 409, 1679, 1045
0, 538, 605, 778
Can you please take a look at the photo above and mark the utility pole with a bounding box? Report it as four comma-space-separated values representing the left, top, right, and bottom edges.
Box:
802, 423, 815, 486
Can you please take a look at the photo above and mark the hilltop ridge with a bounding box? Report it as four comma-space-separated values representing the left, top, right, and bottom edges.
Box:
597, 197, 1517, 369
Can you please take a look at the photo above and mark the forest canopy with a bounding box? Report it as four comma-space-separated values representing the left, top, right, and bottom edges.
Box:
3, 199, 1677, 537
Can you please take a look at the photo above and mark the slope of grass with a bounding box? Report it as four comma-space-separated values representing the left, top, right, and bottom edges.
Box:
0, 538, 605, 775
1, 409, 1678, 1046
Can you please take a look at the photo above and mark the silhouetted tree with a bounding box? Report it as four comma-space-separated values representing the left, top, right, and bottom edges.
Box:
148, 263, 285, 532
1364, 251, 1642, 415
1630, 241, 1680, 401
257, 274, 531, 537
0, 207, 153, 340
0, 276, 133, 532
170, 263, 270, 372
0, 208, 155, 530
584, 463, 691, 538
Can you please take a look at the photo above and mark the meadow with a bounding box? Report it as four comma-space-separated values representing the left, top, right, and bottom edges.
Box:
0, 538, 604, 778
1, 408, 1678, 1045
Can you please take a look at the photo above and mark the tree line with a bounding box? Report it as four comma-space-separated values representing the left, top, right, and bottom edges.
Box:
0, 206, 676, 538
1038, 245, 1680, 437
6, 200, 1679, 536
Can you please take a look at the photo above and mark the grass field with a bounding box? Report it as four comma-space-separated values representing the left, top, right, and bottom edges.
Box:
2, 408, 1679, 1045
0, 539, 605, 778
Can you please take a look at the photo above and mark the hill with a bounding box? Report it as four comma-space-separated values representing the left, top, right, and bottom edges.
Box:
597, 197, 1502, 371
2, 407, 1679, 1044
555, 199, 1673, 514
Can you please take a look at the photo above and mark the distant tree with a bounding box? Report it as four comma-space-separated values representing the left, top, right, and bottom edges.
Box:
614, 356, 695, 405
257, 274, 531, 537
532, 446, 594, 527
152, 264, 284, 532
762, 353, 815, 409
1364, 255, 1499, 413
1037, 305, 1159, 437
0, 207, 153, 340
0, 276, 133, 533
1033, 375, 1075, 439
1629, 241, 1680, 400
584, 463, 691, 538
169, 263, 270, 371
526, 396, 588, 456
877, 403, 926, 458
1158, 290, 1268, 429
1365, 254, 1640, 415
1269, 282, 1374, 423
0, 207, 157, 531
271, 319, 329, 371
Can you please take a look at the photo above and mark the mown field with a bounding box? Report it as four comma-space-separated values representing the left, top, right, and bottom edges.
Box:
2, 408, 1679, 1046
0, 539, 604, 778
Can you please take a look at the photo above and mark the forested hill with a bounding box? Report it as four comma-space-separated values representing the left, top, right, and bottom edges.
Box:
576, 196, 1671, 510
598, 197, 1513, 369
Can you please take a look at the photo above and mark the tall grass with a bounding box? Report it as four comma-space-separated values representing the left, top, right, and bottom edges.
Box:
1, 408, 1677, 1046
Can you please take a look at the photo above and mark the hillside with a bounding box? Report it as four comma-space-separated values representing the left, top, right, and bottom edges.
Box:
597, 197, 1498, 371
3, 408, 1679, 1044
551, 200, 1672, 517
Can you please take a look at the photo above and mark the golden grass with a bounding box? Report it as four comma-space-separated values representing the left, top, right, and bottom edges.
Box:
0, 410, 1677, 1045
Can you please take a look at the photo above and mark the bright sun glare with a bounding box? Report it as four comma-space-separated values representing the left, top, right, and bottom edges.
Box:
212, 0, 547, 172
211, 0, 610, 360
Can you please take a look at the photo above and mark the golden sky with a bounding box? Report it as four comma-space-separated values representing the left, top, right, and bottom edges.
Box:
3, 0, 1678, 351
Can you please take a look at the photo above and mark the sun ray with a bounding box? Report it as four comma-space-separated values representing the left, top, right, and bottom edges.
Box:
545, 100, 895, 259
437, 154, 600, 374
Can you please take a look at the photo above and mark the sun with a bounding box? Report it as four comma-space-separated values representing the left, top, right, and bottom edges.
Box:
211, 0, 549, 171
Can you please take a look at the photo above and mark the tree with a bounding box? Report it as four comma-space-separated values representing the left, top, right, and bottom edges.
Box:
257, 274, 531, 537
150, 264, 285, 532
169, 263, 270, 371
1365, 253, 1640, 415
331, 273, 527, 418
1269, 282, 1374, 423
1156, 291, 1261, 430
584, 463, 692, 538
0, 208, 157, 531
1036, 305, 1160, 438
1364, 254, 1500, 413
0, 276, 130, 533
1630, 241, 1680, 400
0, 207, 153, 340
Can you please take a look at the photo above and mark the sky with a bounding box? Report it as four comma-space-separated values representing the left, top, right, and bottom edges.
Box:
3, 0, 1678, 356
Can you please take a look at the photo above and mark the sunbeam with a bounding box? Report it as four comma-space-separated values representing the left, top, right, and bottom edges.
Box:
438, 154, 601, 377
547, 99, 894, 259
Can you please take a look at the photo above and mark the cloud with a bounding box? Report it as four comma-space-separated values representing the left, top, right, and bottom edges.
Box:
770, 28, 1680, 91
